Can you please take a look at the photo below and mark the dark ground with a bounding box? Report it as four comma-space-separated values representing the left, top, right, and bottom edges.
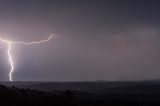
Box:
0, 81, 160, 106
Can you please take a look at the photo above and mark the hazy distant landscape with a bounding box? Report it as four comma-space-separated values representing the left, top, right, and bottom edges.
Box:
1, 81, 160, 105
1, 80, 160, 92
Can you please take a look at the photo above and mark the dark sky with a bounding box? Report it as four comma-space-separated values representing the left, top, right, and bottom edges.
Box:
0, 0, 160, 81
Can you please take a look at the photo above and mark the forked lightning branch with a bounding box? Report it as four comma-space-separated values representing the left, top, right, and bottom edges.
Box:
0, 34, 53, 81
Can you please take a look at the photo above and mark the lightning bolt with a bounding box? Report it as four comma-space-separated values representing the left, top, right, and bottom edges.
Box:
0, 34, 53, 81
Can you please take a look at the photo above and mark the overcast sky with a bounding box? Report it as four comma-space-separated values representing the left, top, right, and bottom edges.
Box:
0, 0, 160, 81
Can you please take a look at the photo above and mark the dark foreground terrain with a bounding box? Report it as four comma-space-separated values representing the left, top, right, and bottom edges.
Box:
1, 81, 160, 106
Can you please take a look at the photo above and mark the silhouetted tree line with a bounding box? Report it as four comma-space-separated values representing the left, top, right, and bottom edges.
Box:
0, 84, 160, 106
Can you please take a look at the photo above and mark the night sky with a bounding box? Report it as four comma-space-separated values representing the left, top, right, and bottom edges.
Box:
0, 0, 160, 81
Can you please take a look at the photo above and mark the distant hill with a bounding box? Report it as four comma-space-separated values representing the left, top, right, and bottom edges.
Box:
1, 81, 160, 105
1, 80, 160, 93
